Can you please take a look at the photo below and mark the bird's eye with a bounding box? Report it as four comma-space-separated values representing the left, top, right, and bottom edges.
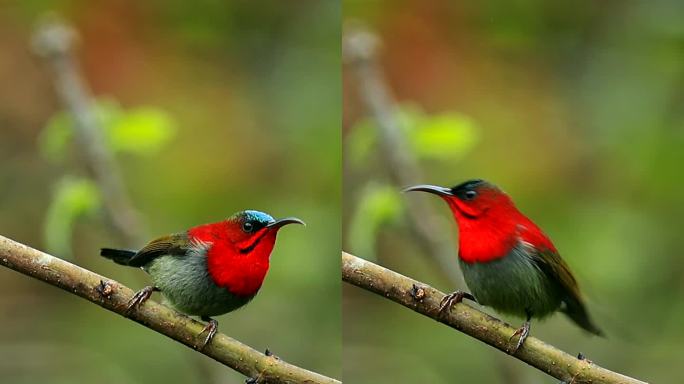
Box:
464, 190, 477, 200
242, 222, 254, 233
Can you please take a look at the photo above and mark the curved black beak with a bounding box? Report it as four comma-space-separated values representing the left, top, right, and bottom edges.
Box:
267, 217, 306, 229
403, 184, 453, 196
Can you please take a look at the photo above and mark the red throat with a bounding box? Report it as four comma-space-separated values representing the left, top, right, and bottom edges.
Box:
444, 197, 556, 263
188, 222, 277, 296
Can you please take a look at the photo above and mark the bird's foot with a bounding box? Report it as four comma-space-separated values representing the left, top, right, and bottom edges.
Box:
508, 320, 530, 354
125, 286, 159, 315
198, 316, 218, 350
438, 290, 475, 316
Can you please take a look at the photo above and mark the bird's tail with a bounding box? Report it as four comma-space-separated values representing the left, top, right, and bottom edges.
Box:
100, 248, 137, 266
563, 297, 605, 337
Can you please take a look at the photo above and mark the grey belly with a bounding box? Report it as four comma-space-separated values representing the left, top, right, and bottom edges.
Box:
459, 246, 562, 319
145, 254, 254, 317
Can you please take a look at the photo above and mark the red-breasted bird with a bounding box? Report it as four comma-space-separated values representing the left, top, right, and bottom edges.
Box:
100, 210, 304, 348
405, 180, 603, 352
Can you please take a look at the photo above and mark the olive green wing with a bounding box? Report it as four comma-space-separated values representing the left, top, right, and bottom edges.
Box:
126, 232, 191, 267
532, 248, 604, 336
532, 248, 581, 300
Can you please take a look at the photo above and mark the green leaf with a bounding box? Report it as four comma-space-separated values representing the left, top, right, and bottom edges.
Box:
410, 112, 478, 160
346, 117, 377, 167
44, 177, 101, 258
38, 98, 176, 162
39, 111, 74, 162
108, 106, 176, 154
348, 183, 404, 260
346, 103, 478, 167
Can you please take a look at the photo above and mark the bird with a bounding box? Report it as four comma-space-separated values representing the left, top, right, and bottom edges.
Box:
404, 179, 603, 353
100, 210, 304, 349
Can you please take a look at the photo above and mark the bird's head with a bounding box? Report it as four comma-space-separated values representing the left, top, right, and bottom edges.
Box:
224, 210, 305, 255
404, 179, 515, 222
405, 180, 555, 263
190, 210, 304, 296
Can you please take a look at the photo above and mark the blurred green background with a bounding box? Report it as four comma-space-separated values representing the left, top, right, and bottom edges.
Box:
0, 1, 340, 383
343, 1, 683, 383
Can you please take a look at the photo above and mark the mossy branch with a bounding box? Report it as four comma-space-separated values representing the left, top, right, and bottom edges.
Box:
0, 234, 340, 384
342, 251, 647, 384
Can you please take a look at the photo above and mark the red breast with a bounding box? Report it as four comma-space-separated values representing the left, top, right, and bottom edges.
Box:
405, 181, 557, 263
189, 222, 275, 297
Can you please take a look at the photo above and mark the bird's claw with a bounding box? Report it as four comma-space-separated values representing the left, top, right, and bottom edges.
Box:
125, 286, 157, 315
198, 318, 218, 350
438, 290, 475, 315
509, 321, 530, 354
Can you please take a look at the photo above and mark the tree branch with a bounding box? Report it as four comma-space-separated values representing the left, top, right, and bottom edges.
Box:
0, 234, 340, 384
342, 251, 647, 384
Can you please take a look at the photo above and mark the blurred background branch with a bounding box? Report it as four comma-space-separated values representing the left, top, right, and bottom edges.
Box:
343, 23, 464, 288
0, 234, 341, 384
342, 251, 647, 384
32, 16, 145, 248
